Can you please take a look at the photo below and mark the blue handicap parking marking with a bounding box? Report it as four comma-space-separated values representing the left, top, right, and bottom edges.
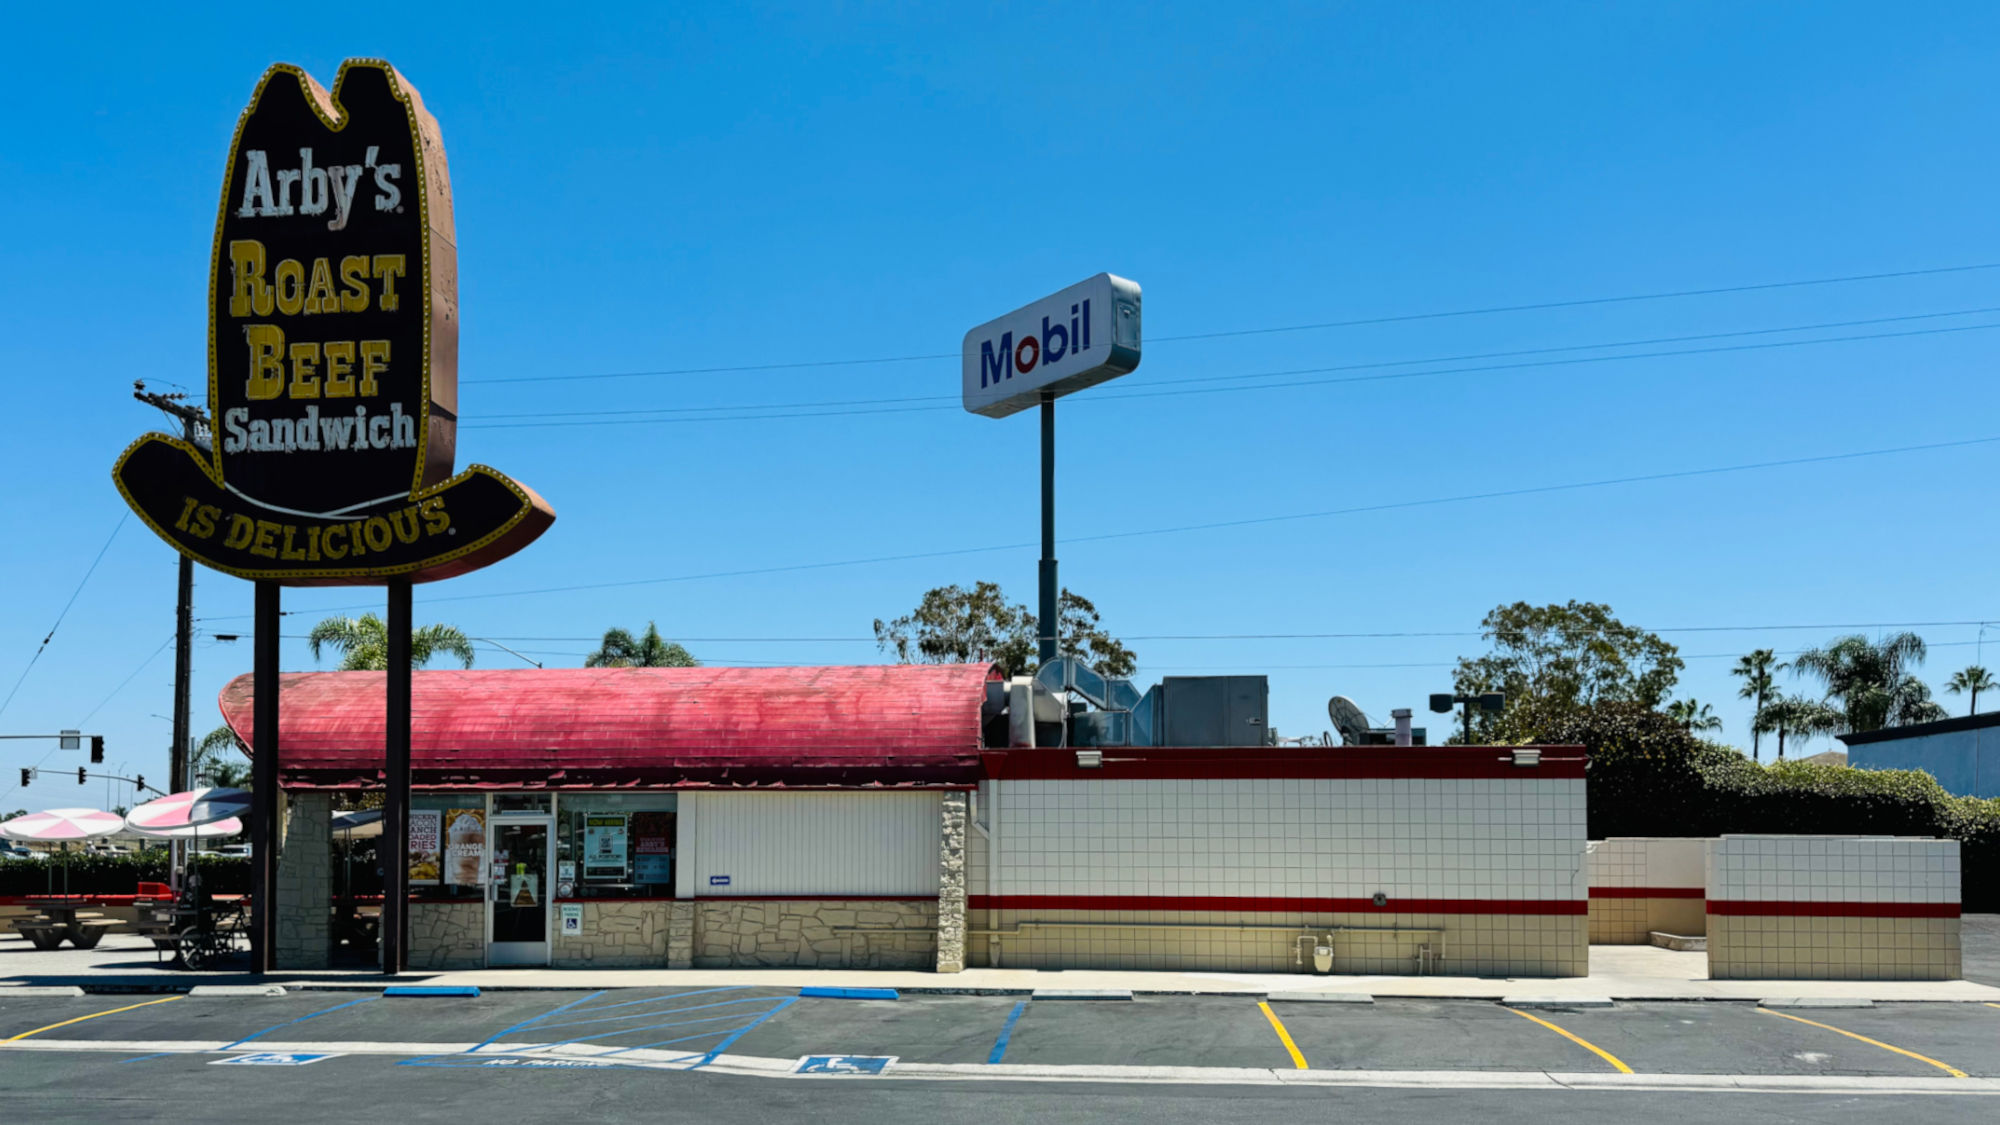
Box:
212, 1052, 342, 1066
796, 1054, 896, 1075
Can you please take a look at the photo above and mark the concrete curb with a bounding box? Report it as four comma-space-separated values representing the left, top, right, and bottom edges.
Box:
188, 985, 286, 998
1502, 996, 1615, 1008
1760, 998, 1875, 1009
1032, 989, 1132, 1000
1265, 992, 1373, 1003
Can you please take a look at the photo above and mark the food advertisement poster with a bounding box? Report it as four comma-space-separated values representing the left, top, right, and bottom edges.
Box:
583, 814, 628, 880
408, 809, 441, 885
444, 808, 486, 886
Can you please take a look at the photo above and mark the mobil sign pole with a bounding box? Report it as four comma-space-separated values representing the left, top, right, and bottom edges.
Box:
962, 275, 1141, 665
112, 60, 555, 973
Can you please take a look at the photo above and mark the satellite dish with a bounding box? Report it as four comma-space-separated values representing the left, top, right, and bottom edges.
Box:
1327, 696, 1371, 745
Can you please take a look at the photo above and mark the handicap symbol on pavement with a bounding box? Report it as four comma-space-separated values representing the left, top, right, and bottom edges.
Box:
212, 1052, 342, 1066
796, 1055, 896, 1075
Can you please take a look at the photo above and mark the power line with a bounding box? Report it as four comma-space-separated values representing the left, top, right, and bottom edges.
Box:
0, 514, 127, 722
461, 317, 2000, 429
77, 635, 176, 724
198, 430, 2000, 621
463, 259, 2000, 387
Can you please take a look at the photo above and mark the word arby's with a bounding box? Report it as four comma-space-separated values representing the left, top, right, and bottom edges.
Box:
235, 146, 402, 230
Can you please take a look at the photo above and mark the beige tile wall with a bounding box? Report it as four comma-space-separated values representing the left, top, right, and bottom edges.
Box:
1708, 914, 1961, 981
968, 908, 1587, 977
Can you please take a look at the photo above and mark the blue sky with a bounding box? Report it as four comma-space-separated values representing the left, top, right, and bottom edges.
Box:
5, 3, 1999, 811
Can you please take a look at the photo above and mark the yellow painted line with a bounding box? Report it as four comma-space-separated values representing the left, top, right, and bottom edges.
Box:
1758, 1008, 1968, 1078
5, 996, 183, 1042
1257, 1001, 1309, 1070
1503, 1007, 1633, 1074
1986, 1003, 2000, 1011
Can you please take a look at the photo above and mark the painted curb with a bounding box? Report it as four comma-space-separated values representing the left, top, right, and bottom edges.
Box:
383, 985, 481, 998
799, 987, 899, 1000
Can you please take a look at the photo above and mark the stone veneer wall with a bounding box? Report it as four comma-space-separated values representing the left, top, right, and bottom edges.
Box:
408, 900, 485, 970
936, 791, 967, 972
693, 900, 937, 969
552, 900, 669, 968
275, 792, 332, 969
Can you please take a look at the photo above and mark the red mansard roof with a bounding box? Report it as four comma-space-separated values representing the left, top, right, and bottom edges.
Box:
219, 664, 1000, 790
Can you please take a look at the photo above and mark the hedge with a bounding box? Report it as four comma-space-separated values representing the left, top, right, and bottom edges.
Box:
0, 853, 249, 897
1528, 701, 2000, 912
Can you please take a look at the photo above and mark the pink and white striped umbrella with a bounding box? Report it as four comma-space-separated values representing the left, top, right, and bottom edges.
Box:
124, 816, 243, 841
0, 807, 126, 842
125, 788, 249, 832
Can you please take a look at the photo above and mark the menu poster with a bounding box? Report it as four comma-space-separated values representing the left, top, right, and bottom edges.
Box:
631, 811, 674, 885
583, 814, 628, 880
408, 810, 442, 886
445, 808, 487, 887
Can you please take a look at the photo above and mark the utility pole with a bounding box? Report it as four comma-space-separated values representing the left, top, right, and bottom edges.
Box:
133, 383, 208, 796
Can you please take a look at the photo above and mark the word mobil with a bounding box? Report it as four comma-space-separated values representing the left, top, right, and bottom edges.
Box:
978, 301, 1093, 388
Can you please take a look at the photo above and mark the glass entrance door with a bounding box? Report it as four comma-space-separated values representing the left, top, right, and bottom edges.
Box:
487, 817, 552, 966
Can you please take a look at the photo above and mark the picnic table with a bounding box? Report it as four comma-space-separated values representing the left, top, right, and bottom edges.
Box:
13, 898, 119, 950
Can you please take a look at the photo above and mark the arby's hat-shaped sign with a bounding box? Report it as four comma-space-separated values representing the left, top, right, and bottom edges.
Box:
113, 59, 552, 584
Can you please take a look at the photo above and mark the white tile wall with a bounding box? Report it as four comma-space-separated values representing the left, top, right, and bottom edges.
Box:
988, 777, 1588, 903
1588, 837, 1707, 889
1705, 835, 1961, 904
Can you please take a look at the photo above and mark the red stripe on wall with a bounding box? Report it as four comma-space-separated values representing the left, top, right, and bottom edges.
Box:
982, 745, 1588, 781
967, 895, 1587, 915
1590, 887, 1705, 900
1707, 900, 1961, 919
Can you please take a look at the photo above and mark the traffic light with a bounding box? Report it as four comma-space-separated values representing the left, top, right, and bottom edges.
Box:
18, 768, 28, 787
134, 775, 144, 793
90, 735, 104, 764
78, 767, 87, 785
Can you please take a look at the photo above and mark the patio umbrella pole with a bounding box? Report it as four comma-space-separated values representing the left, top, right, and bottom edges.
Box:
382, 578, 412, 975
249, 580, 280, 973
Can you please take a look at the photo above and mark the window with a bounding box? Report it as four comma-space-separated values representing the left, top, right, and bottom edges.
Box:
555, 794, 678, 899
408, 794, 486, 900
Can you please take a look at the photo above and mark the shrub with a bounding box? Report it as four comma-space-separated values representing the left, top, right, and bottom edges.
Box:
1518, 700, 1999, 911
0, 852, 248, 897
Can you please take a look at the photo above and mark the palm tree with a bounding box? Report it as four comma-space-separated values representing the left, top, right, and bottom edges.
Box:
1731, 649, 1784, 761
307, 613, 476, 671
1789, 632, 1947, 733
191, 725, 250, 788
1753, 693, 1845, 760
1946, 665, 1997, 716
1665, 698, 1723, 734
585, 622, 698, 668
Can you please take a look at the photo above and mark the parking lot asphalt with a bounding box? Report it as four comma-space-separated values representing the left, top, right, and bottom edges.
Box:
3, 986, 1996, 1079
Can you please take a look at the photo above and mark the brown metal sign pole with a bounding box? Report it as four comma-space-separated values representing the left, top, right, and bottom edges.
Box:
249, 580, 280, 974
382, 578, 412, 974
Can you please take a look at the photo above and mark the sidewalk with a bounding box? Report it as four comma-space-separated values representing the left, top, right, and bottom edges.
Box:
6, 933, 1999, 1001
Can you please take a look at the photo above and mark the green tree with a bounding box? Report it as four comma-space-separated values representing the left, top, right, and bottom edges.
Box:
1731, 648, 1784, 761
1453, 601, 1682, 739
585, 622, 698, 668
1790, 632, 1947, 733
1753, 693, 1845, 760
1946, 665, 1997, 716
1666, 698, 1723, 734
873, 583, 1136, 679
307, 613, 476, 671
191, 724, 249, 788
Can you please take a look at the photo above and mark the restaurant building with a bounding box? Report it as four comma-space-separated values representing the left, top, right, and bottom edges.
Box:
222, 663, 1592, 975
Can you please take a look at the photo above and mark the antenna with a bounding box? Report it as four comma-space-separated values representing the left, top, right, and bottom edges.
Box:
1326, 696, 1371, 745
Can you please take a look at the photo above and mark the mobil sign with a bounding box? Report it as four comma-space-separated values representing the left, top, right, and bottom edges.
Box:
961, 273, 1142, 418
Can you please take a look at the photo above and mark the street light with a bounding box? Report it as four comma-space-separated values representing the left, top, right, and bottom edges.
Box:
1429, 691, 1505, 744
